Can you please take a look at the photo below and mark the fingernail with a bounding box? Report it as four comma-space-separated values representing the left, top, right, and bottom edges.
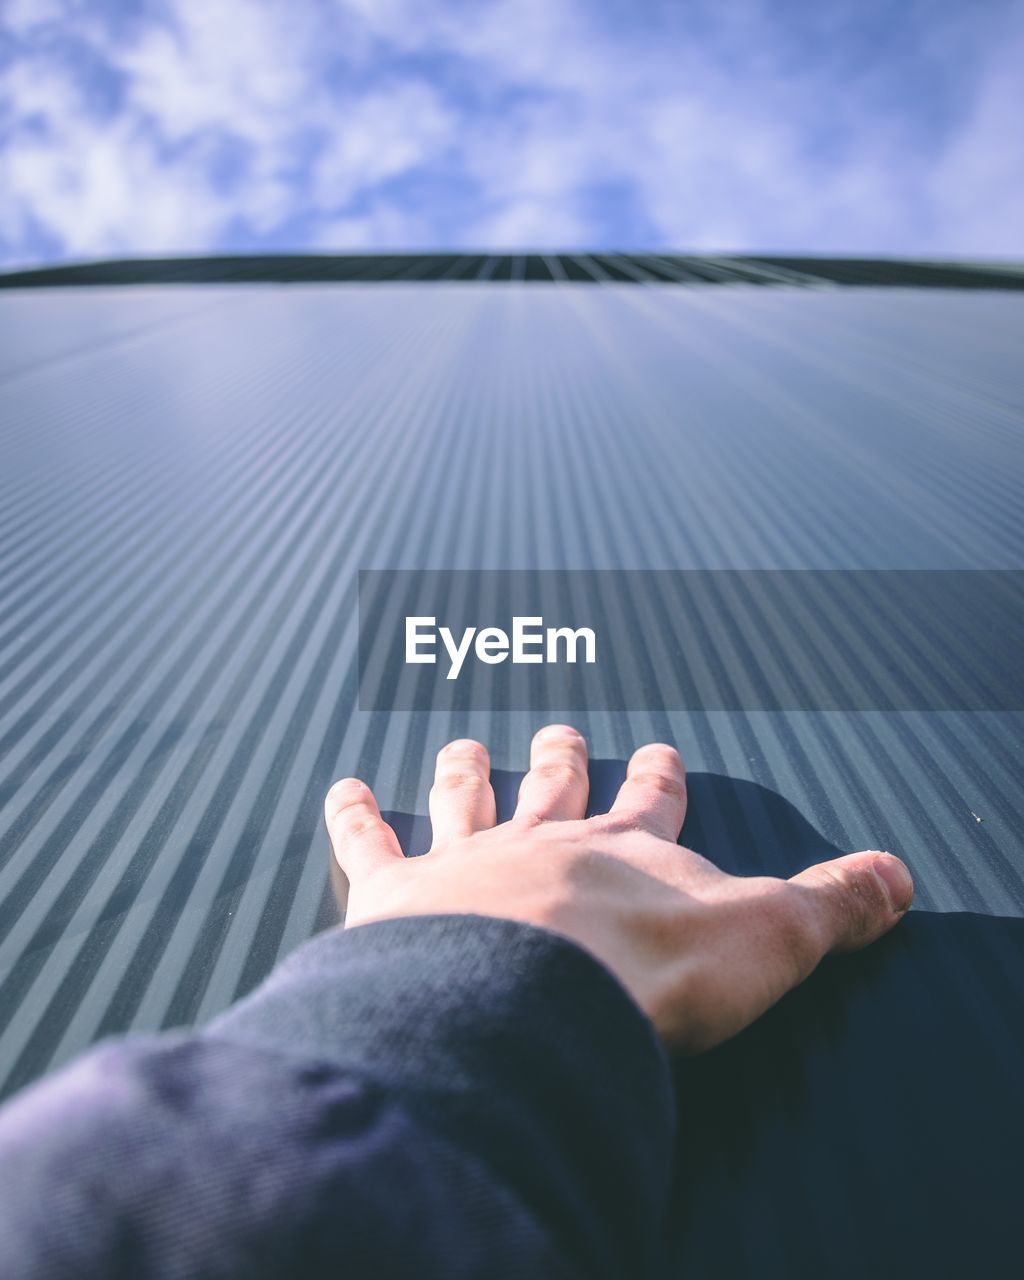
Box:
873, 854, 913, 913
536, 724, 583, 741
328, 777, 366, 797
443, 739, 486, 755
325, 778, 368, 815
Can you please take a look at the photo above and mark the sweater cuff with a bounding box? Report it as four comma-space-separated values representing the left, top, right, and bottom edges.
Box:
205, 914, 676, 1274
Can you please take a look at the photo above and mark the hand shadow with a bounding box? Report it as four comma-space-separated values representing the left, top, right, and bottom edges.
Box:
377, 759, 848, 871
354, 763, 1022, 1279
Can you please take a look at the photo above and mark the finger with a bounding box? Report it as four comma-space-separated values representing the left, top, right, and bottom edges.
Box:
429, 739, 496, 846
515, 724, 589, 822
666, 851, 913, 1053
607, 743, 687, 840
325, 778, 403, 883
788, 850, 914, 957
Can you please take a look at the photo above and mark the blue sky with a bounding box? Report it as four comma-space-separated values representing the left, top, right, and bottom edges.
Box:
1, 0, 1022, 268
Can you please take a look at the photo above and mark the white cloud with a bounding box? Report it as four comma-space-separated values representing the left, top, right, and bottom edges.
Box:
112, 0, 318, 142
0, 0, 1022, 266
1, 0, 65, 35
923, 43, 1024, 258
312, 203, 435, 250
311, 84, 455, 211
1, 113, 229, 258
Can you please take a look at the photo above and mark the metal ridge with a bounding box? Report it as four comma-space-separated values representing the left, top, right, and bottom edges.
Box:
2, 250, 1024, 289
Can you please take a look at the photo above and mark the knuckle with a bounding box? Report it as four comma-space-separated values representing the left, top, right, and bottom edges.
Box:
814, 862, 888, 944
598, 809, 646, 835
628, 769, 685, 799
530, 760, 586, 783
511, 810, 545, 829
432, 770, 489, 794
843, 864, 891, 930
338, 813, 383, 840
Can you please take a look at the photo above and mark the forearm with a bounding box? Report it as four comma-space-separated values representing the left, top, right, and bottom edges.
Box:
0, 915, 676, 1279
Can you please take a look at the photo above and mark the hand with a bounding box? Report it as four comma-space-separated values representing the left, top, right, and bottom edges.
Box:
325, 725, 913, 1053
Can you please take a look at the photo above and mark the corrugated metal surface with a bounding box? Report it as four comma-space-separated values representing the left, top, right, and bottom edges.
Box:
3, 250, 1024, 289
1, 266, 1022, 1276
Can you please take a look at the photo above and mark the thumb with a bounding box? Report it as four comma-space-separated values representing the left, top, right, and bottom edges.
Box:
788, 850, 914, 955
